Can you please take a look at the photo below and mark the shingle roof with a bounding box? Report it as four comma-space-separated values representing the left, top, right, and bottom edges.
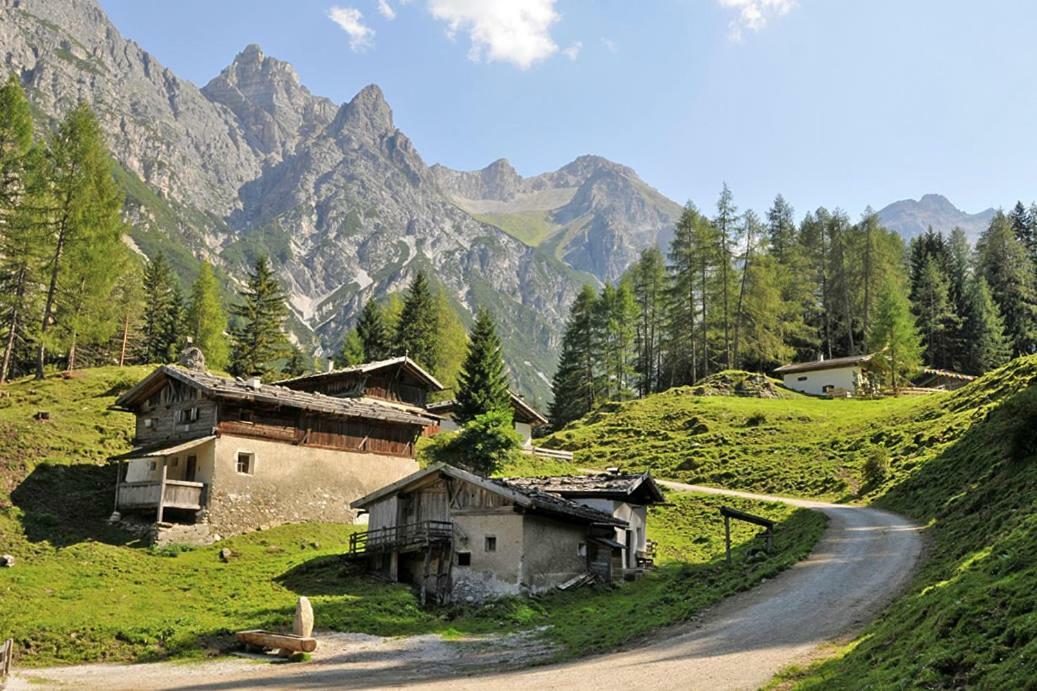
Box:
275, 356, 444, 391
114, 365, 437, 427
504, 473, 666, 504
773, 354, 874, 375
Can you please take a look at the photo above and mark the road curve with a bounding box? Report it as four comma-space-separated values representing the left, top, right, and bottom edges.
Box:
9, 484, 923, 691
409, 482, 924, 691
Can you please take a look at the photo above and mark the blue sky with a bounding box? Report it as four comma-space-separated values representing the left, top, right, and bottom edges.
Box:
100, 0, 1037, 219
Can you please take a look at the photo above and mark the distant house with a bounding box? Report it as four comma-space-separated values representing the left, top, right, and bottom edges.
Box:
276, 356, 444, 411
773, 354, 876, 396
426, 392, 550, 448
349, 465, 664, 603
110, 353, 438, 543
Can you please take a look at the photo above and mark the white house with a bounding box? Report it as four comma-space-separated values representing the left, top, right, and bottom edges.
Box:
773, 354, 875, 396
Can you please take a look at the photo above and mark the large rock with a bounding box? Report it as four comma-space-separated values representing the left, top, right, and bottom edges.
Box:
293, 596, 314, 638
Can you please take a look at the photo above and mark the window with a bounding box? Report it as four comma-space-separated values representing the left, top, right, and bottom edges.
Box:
143, 418, 153, 429
484, 536, 497, 552
171, 456, 179, 467
238, 409, 255, 424
236, 452, 254, 475
797, 376, 808, 382
148, 460, 157, 471
577, 542, 587, 557
175, 407, 199, 424
457, 551, 471, 566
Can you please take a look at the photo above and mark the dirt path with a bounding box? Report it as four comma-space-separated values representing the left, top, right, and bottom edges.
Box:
9, 484, 923, 691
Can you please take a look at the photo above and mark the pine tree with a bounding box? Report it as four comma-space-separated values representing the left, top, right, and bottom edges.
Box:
395, 270, 439, 371
713, 184, 739, 368
339, 329, 365, 366
976, 211, 1037, 355
355, 298, 391, 361
141, 253, 178, 363
961, 276, 1011, 375
284, 347, 310, 377
186, 261, 229, 370
60, 229, 128, 370
664, 203, 704, 386
1009, 201, 1034, 258
630, 247, 666, 396
868, 279, 923, 393
911, 256, 957, 369
549, 285, 597, 428
455, 307, 511, 425
766, 194, 797, 265
36, 103, 124, 378
230, 257, 290, 377
0, 75, 33, 215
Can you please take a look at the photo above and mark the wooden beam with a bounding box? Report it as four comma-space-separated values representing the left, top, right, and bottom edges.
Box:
156, 458, 168, 523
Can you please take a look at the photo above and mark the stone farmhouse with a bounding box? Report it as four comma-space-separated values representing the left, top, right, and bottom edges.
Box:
348, 464, 665, 603
110, 352, 440, 542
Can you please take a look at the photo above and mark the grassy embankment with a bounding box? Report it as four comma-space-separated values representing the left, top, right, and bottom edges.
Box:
543, 362, 1037, 688
0, 367, 823, 667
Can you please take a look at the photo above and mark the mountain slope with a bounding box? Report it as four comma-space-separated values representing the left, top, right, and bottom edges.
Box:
877, 193, 995, 241
432, 156, 683, 283
0, 0, 597, 403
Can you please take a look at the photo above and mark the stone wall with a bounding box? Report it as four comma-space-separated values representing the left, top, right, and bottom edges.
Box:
450, 512, 525, 602
521, 514, 589, 592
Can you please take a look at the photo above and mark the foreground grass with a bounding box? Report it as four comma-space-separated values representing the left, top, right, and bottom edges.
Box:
0, 366, 825, 667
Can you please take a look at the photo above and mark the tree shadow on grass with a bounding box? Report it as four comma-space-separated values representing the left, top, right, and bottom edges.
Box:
10, 461, 139, 548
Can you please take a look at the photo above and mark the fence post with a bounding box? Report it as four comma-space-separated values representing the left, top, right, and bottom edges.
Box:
724, 514, 731, 566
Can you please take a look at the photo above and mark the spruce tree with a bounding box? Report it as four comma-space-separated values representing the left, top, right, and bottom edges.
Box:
766, 194, 797, 264
141, 253, 178, 363
187, 261, 229, 370
455, 307, 511, 425
230, 257, 290, 377
395, 270, 439, 371
355, 298, 391, 361
868, 280, 923, 392
1009, 201, 1034, 258
911, 256, 957, 369
549, 285, 598, 428
36, 103, 123, 378
664, 203, 704, 386
961, 276, 1011, 375
976, 211, 1037, 355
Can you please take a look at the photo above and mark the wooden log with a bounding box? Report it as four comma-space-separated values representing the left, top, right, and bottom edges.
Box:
235, 630, 317, 653
156, 460, 168, 523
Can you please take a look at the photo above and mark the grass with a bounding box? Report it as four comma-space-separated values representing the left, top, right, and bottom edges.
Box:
0, 366, 825, 668
474, 211, 558, 247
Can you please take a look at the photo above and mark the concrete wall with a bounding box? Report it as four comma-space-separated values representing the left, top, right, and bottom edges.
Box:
123, 439, 216, 484
205, 434, 418, 537
515, 422, 533, 448
782, 366, 861, 396
451, 512, 525, 601
521, 514, 589, 593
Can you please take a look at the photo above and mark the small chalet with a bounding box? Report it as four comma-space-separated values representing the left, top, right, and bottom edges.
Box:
348, 465, 664, 603
276, 356, 444, 411
110, 350, 438, 542
773, 354, 877, 397
426, 392, 549, 448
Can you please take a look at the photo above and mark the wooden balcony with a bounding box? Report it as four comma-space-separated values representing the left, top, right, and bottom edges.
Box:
116, 480, 206, 514
348, 520, 453, 556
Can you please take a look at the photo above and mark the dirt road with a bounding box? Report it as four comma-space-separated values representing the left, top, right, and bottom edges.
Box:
9, 484, 923, 690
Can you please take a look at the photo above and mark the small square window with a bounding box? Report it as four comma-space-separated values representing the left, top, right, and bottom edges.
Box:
457, 551, 471, 566
484, 536, 497, 552
797, 376, 808, 382
577, 542, 587, 557
236, 452, 254, 475
148, 461, 156, 471
171, 457, 179, 467
143, 418, 153, 429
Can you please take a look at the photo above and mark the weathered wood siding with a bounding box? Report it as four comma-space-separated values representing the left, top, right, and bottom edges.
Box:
286, 369, 429, 407
133, 380, 217, 444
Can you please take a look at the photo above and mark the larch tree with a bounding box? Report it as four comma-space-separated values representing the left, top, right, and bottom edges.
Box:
395, 270, 440, 372
141, 253, 179, 362
230, 256, 290, 378
733, 209, 764, 367
713, 184, 739, 369
355, 298, 392, 361
455, 306, 511, 425
664, 203, 704, 386
868, 279, 923, 393
433, 292, 468, 392
338, 328, 365, 366
36, 103, 124, 378
630, 246, 666, 396
186, 261, 230, 370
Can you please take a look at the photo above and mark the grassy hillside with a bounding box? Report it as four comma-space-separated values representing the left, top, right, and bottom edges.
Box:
0, 367, 823, 667
544, 358, 1037, 688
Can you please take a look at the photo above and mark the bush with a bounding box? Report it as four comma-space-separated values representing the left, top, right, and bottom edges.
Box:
421, 409, 521, 476
862, 446, 890, 486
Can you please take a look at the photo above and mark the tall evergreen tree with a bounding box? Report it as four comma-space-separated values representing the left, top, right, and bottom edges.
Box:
733, 209, 763, 367
395, 270, 440, 371
713, 184, 739, 368
229, 257, 290, 377
1009, 201, 1034, 259
738, 254, 795, 370
766, 194, 797, 264
960, 276, 1011, 375
36, 103, 123, 378
868, 279, 923, 392
976, 210, 1037, 355
111, 262, 145, 367
593, 282, 637, 400
186, 261, 229, 370
549, 285, 598, 428
911, 256, 957, 369
663, 203, 704, 386
141, 253, 179, 363
339, 329, 365, 366
455, 307, 511, 425
355, 298, 392, 361
630, 247, 666, 396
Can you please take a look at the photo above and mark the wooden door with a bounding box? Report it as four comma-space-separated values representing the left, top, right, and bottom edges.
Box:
185, 455, 197, 482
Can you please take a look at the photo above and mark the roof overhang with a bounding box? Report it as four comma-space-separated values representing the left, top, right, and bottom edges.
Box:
109, 434, 215, 462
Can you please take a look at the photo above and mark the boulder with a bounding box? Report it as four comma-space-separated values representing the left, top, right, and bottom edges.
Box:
293, 596, 314, 638
219, 548, 234, 562
0, 554, 14, 567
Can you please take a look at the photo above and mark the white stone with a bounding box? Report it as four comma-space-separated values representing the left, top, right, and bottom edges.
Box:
293, 596, 314, 638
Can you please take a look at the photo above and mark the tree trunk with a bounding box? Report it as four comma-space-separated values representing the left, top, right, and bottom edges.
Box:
0, 266, 26, 385
36, 213, 70, 380
119, 310, 130, 367
733, 224, 755, 368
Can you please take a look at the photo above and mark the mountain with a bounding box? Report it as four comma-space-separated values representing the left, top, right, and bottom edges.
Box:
2, 0, 658, 403
432, 156, 683, 283
876, 194, 996, 242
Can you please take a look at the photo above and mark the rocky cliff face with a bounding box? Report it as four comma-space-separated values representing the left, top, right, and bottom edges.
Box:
0, 0, 679, 403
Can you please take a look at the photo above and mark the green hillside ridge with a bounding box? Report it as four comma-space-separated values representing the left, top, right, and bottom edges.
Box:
474, 210, 558, 247
544, 357, 1037, 688
0, 367, 822, 667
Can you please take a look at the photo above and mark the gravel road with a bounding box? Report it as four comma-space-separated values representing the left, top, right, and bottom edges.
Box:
9, 483, 923, 691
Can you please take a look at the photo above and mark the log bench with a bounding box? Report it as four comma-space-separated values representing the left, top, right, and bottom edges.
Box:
235, 630, 317, 656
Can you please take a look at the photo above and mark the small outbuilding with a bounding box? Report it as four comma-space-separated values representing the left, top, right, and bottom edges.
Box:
426, 392, 549, 449
348, 464, 664, 603
773, 354, 877, 397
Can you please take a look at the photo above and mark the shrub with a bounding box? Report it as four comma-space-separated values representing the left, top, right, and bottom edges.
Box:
421, 409, 521, 476
862, 446, 891, 486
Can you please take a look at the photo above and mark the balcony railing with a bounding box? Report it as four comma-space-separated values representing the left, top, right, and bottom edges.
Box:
116, 480, 205, 512
348, 520, 453, 556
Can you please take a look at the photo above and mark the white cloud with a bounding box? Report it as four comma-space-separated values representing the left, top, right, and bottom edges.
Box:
718, 0, 796, 41
427, 0, 560, 69
377, 0, 396, 20
601, 37, 617, 53
328, 6, 375, 51
562, 40, 582, 61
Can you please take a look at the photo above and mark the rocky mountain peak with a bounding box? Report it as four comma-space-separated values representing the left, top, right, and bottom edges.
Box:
331, 84, 394, 139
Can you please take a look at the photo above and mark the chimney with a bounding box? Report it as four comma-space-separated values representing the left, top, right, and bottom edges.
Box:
245, 377, 262, 391
327, 360, 334, 373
